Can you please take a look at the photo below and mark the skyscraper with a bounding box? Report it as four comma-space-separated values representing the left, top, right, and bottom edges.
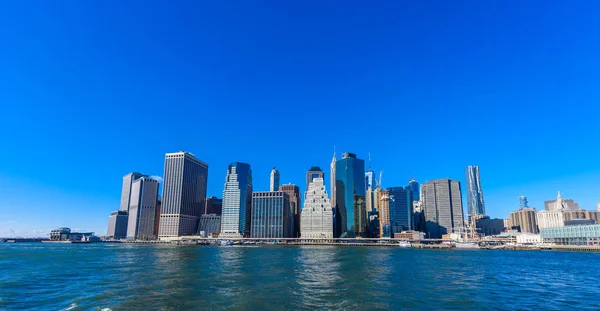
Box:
388, 186, 413, 233
270, 167, 280, 192
158, 152, 208, 238
220, 162, 253, 238
120, 172, 145, 212
519, 196, 529, 209
107, 172, 147, 239
306, 166, 324, 189
279, 184, 301, 237
205, 196, 223, 215
421, 179, 465, 239
335, 152, 366, 238
301, 178, 333, 238
251, 191, 292, 238
466, 166, 486, 219
107, 211, 128, 239
408, 180, 419, 201
127, 176, 159, 240
330, 152, 337, 208
379, 190, 391, 238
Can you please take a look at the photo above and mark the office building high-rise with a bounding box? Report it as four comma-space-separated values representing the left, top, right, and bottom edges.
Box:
519, 196, 529, 209
127, 176, 159, 240
279, 184, 301, 238
408, 180, 419, 201
421, 179, 465, 239
107, 211, 129, 239
120, 172, 145, 212
251, 191, 292, 238
220, 162, 253, 238
335, 152, 366, 238
158, 152, 208, 238
507, 207, 539, 234
301, 178, 334, 239
466, 166, 486, 219
205, 196, 223, 215
307, 166, 324, 190
388, 186, 413, 233
270, 167, 280, 192
379, 190, 391, 238
330, 152, 337, 209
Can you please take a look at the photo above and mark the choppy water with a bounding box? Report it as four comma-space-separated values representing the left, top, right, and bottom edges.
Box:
1, 244, 600, 310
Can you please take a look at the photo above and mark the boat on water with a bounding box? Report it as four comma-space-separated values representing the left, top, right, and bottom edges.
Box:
219, 240, 234, 246
398, 241, 412, 248
454, 242, 480, 249
41, 240, 72, 244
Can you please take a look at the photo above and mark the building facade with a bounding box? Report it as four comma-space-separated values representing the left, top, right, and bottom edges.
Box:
519, 196, 529, 209
421, 179, 465, 239
388, 186, 413, 233
197, 214, 221, 237
220, 162, 253, 238
408, 180, 419, 201
251, 191, 292, 238
300, 178, 334, 238
127, 177, 159, 240
466, 166, 486, 219
306, 166, 324, 190
541, 224, 600, 245
379, 190, 391, 238
270, 167, 280, 192
544, 191, 579, 211
205, 196, 223, 215
158, 152, 208, 238
120, 172, 145, 212
330, 152, 337, 209
507, 207, 539, 234
334, 152, 366, 238
107, 211, 129, 239
475, 216, 505, 236
279, 184, 301, 238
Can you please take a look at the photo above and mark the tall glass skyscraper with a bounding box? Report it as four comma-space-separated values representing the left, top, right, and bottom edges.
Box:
519, 196, 528, 209
158, 152, 208, 238
334, 152, 366, 238
388, 186, 413, 233
466, 166, 486, 218
220, 162, 253, 238
408, 179, 419, 201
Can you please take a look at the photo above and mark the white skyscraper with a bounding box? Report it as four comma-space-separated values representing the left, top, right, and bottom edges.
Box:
127, 176, 159, 240
220, 162, 253, 238
301, 178, 333, 239
270, 167, 280, 192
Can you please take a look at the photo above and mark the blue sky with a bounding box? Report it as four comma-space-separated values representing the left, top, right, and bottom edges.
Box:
1, 1, 600, 237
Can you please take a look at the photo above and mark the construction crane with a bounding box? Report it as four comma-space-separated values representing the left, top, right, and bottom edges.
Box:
378, 171, 383, 190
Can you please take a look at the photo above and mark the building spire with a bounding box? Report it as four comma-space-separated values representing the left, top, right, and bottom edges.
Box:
368, 152, 372, 170
332, 145, 337, 161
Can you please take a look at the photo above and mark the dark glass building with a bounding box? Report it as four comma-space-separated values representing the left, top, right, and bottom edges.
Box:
205, 196, 223, 215
251, 191, 292, 238
220, 162, 253, 238
334, 152, 366, 238
388, 186, 413, 233
408, 180, 419, 201
279, 184, 301, 238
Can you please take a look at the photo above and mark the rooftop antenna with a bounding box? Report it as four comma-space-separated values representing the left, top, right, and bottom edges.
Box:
368, 153, 372, 170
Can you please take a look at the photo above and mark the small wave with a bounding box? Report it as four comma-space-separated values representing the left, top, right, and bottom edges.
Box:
60, 303, 77, 311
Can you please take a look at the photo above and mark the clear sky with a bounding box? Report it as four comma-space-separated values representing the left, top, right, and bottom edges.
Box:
1, 1, 600, 237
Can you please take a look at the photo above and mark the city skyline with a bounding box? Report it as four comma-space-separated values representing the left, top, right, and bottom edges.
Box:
3, 1, 600, 237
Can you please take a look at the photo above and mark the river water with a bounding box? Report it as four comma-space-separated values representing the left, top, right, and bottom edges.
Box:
1, 243, 600, 310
